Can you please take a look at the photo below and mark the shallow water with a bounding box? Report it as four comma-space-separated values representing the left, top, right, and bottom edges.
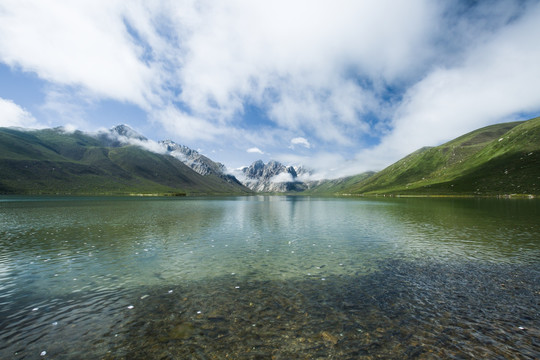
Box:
0, 196, 539, 359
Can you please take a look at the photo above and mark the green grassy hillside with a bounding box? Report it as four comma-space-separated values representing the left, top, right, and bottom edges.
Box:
0, 128, 251, 195
342, 117, 540, 196
302, 172, 375, 195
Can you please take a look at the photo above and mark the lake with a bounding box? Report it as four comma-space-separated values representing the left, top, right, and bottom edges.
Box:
0, 196, 539, 359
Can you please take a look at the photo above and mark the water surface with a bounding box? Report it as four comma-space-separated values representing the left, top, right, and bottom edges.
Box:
0, 196, 539, 359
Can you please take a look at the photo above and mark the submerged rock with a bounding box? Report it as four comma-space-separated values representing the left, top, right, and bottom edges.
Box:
321, 331, 339, 345
168, 322, 194, 340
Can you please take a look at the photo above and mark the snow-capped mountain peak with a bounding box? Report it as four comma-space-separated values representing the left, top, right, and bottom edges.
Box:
239, 160, 306, 192
158, 139, 227, 177
110, 124, 147, 141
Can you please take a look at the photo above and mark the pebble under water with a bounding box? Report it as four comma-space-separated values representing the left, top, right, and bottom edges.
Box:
2, 260, 539, 359
0, 196, 539, 359
114, 261, 540, 359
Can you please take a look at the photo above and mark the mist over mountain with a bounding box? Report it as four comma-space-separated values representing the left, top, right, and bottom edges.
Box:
160, 140, 219, 174
0, 125, 250, 195
236, 160, 306, 193
110, 124, 148, 142
2, 117, 539, 196
97, 125, 241, 186
237, 116, 540, 196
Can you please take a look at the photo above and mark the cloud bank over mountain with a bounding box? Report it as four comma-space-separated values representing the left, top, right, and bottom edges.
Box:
0, 97, 42, 129
1, 0, 539, 177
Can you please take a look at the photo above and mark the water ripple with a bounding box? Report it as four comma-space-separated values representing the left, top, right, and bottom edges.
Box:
0, 196, 539, 359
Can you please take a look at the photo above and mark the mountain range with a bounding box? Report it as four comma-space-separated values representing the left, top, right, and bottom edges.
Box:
1, 116, 539, 196
0, 125, 250, 195
237, 160, 308, 192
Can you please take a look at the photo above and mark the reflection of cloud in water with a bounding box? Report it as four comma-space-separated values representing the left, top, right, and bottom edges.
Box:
1, 197, 539, 359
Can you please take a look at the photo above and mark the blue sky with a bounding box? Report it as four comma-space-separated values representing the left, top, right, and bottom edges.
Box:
1, 0, 540, 178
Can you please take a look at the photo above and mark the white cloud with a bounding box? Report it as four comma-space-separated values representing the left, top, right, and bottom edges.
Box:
272, 1, 540, 178
290, 137, 311, 149
173, 0, 438, 143
1, 0, 539, 177
247, 147, 264, 154
275, 151, 355, 180
0, 97, 43, 128
270, 172, 294, 184
39, 86, 96, 129
0, 0, 468, 149
58, 124, 78, 133
128, 137, 166, 155
151, 105, 223, 142
0, 0, 435, 143
359, 2, 540, 170
0, 1, 157, 108
93, 124, 167, 154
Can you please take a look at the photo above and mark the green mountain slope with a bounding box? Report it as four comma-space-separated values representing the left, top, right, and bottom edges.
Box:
301, 172, 375, 195
343, 117, 540, 196
0, 128, 251, 195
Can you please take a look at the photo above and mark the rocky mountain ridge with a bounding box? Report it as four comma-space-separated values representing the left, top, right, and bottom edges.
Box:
95, 125, 313, 192
239, 160, 309, 192
96, 125, 242, 186
159, 139, 243, 186
159, 140, 225, 176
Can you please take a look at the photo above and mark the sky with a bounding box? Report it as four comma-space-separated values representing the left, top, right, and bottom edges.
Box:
1, 0, 540, 179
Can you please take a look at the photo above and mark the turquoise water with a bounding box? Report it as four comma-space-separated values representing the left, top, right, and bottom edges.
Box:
0, 196, 539, 359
